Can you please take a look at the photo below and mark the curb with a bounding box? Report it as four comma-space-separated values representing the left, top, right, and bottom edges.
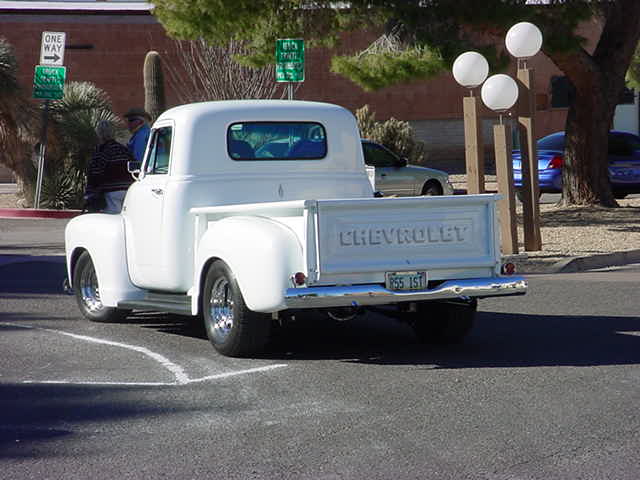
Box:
553, 249, 640, 273
0, 208, 81, 219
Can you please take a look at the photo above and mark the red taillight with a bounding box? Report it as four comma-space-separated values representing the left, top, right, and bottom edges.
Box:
501, 263, 516, 275
294, 272, 307, 286
547, 155, 563, 169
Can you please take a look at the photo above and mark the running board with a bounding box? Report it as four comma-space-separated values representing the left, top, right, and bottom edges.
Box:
118, 291, 192, 315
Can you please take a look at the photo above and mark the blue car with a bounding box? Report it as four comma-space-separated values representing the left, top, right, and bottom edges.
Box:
513, 131, 640, 199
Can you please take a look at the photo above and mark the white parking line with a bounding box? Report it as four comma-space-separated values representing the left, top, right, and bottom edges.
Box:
0, 323, 287, 386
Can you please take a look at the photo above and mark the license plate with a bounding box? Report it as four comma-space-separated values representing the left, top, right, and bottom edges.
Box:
385, 271, 427, 291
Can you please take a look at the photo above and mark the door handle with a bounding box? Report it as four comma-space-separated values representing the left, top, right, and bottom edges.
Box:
380, 173, 387, 177
151, 188, 164, 195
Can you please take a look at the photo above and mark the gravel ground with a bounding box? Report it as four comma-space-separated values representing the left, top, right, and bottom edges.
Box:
3, 182, 640, 273
447, 175, 640, 271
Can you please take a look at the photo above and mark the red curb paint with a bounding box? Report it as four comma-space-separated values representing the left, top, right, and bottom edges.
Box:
0, 208, 81, 219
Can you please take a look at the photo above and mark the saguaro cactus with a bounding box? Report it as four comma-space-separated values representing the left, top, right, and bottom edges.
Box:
143, 50, 166, 122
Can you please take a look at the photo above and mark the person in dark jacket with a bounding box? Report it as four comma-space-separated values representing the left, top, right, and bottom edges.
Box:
86, 120, 134, 213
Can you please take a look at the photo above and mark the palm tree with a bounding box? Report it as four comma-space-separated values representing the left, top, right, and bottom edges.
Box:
0, 37, 36, 197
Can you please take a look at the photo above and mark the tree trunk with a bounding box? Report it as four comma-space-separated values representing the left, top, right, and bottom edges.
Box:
546, 0, 640, 207
561, 73, 616, 206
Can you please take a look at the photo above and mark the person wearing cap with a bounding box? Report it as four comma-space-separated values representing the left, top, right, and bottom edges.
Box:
124, 107, 151, 163
86, 120, 135, 214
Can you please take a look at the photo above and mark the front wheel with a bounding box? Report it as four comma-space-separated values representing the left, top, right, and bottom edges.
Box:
410, 300, 477, 344
421, 181, 443, 196
73, 251, 130, 322
202, 260, 271, 357
515, 189, 542, 203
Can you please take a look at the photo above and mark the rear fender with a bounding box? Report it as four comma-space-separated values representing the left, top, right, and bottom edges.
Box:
193, 216, 304, 313
65, 214, 144, 307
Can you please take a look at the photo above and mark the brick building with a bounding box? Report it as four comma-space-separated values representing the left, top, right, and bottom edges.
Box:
1, 0, 637, 182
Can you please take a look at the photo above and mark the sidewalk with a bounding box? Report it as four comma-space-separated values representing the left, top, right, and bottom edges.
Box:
2, 183, 640, 274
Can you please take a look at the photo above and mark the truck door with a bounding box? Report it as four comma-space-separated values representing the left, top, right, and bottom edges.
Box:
123, 124, 173, 288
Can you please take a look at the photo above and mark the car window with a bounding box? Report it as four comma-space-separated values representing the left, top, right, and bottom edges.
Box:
537, 133, 565, 150
362, 142, 398, 168
145, 126, 172, 175
611, 133, 640, 156
227, 122, 327, 160
608, 134, 634, 156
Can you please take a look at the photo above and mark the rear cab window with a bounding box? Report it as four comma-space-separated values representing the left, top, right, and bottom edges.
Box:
227, 122, 327, 160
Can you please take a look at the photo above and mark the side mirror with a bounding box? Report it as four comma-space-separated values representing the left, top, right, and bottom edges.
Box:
127, 160, 141, 174
396, 157, 408, 168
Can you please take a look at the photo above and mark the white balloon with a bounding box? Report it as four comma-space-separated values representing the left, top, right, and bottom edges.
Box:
481, 74, 519, 112
452, 51, 489, 88
506, 22, 543, 58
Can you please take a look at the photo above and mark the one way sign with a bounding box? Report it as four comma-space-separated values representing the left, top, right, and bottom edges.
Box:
40, 31, 66, 66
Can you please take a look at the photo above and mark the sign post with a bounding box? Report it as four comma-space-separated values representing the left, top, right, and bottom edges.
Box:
33, 31, 66, 209
275, 39, 304, 100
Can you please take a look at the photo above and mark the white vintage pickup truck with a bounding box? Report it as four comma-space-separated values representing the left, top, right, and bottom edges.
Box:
65, 100, 526, 356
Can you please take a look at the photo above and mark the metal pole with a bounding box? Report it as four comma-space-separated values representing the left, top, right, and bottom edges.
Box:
288, 83, 293, 100
34, 99, 50, 209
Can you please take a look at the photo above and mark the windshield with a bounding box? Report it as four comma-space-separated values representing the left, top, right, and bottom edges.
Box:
227, 122, 327, 160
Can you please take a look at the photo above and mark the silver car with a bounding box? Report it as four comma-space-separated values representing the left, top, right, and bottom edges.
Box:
362, 140, 454, 196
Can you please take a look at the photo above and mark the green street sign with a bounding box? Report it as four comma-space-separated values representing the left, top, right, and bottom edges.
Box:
33, 65, 66, 100
275, 38, 304, 83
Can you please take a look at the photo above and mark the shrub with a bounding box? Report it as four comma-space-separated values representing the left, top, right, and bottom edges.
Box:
355, 104, 426, 164
30, 82, 124, 209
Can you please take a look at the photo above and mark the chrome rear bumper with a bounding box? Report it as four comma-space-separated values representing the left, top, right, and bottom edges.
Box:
284, 276, 527, 309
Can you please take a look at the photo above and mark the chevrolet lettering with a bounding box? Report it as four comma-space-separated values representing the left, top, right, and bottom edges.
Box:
338, 223, 471, 247
65, 100, 527, 357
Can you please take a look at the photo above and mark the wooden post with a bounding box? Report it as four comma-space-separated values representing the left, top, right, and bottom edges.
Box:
517, 66, 542, 251
494, 120, 518, 255
463, 95, 485, 194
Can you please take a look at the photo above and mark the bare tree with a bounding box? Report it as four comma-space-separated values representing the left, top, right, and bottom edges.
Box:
165, 38, 292, 103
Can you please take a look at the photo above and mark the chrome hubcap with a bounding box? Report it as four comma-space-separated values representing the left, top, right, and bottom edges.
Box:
209, 277, 235, 343
79, 260, 103, 313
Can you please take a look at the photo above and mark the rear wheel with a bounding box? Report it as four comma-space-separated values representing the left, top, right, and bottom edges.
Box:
202, 260, 271, 357
516, 189, 542, 203
73, 251, 130, 322
421, 181, 443, 196
410, 300, 477, 344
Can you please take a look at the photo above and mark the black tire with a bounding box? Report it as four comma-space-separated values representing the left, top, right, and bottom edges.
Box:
515, 189, 542, 203
202, 260, 271, 357
73, 251, 130, 322
421, 181, 443, 196
410, 300, 477, 344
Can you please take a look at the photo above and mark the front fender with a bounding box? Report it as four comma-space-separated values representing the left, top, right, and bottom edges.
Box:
193, 215, 304, 313
65, 214, 144, 307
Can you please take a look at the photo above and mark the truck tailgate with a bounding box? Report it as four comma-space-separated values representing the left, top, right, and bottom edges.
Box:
305, 195, 500, 285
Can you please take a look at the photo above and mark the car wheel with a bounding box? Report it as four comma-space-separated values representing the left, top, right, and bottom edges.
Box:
410, 300, 476, 344
202, 260, 271, 357
421, 181, 443, 196
73, 251, 130, 322
515, 189, 542, 203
